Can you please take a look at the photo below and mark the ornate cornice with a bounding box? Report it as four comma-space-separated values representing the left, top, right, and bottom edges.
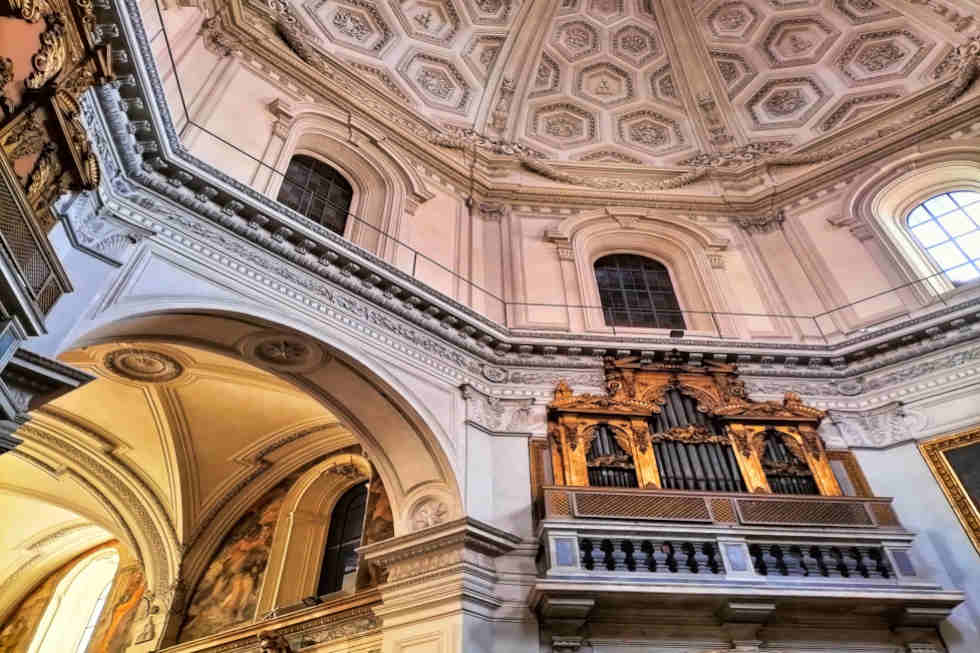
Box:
57, 0, 980, 417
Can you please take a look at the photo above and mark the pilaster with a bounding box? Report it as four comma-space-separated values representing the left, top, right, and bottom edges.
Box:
359, 518, 522, 653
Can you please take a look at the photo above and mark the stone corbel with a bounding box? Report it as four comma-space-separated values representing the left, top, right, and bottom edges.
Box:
717, 600, 775, 653
537, 596, 595, 653
544, 229, 573, 261
733, 210, 785, 235
827, 215, 875, 242
198, 15, 241, 58
267, 98, 296, 139
477, 201, 510, 222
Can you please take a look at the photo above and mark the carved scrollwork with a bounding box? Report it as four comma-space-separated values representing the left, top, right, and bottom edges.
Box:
26, 13, 68, 90
53, 89, 100, 188
258, 631, 294, 653
6, 0, 50, 22
2, 109, 46, 160
0, 57, 13, 116
25, 142, 67, 208
651, 424, 729, 446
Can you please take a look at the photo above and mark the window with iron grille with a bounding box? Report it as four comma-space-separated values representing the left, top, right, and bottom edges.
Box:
594, 254, 685, 329
277, 155, 353, 236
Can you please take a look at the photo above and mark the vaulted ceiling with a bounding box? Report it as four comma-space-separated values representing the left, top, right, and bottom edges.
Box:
0, 342, 354, 610
292, 0, 963, 164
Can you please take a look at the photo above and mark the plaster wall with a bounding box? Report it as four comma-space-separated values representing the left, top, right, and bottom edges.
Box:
855, 442, 980, 653
139, 26, 956, 341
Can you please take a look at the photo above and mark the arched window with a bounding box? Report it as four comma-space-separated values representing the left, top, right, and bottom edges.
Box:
759, 429, 818, 495
594, 254, 685, 329
277, 155, 353, 235
906, 191, 980, 285
587, 425, 638, 487
28, 549, 119, 653
316, 482, 367, 596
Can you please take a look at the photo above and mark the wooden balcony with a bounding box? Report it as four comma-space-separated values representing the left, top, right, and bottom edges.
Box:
540, 485, 902, 530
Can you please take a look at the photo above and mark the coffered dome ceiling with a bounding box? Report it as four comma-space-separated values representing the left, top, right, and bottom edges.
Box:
273, 0, 965, 166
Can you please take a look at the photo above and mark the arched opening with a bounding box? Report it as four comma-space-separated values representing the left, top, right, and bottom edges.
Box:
759, 430, 819, 496
906, 191, 980, 285
586, 425, 637, 487
594, 254, 685, 330
276, 154, 353, 236
317, 481, 368, 596
27, 549, 119, 653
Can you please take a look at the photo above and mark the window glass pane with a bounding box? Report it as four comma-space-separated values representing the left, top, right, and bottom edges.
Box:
957, 231, 980, 259
928, 241, 968, 269
963, 203, 980, 224
907, 206, 930, 227
277, 156, 351, 235
925, 194, 957, 216
946, 263, 980, 284
938, 211, 977, 237
911, 221, 948, 247
594, 255, 684, 329
951, 191, 980, 208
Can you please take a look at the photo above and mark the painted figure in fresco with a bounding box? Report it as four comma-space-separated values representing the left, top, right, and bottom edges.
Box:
179, 494, 284, 641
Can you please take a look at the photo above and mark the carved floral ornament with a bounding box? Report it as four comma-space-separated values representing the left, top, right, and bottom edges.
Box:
0, 0, 112, 221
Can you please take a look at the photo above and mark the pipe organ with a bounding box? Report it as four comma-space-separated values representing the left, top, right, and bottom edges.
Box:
547, 355, 843, 497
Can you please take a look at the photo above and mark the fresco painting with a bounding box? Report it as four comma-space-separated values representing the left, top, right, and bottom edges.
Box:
86, 564, 146, 653
0, 543, 117, 653
177, 483, 290, 642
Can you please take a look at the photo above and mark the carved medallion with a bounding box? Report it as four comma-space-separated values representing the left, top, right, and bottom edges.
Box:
237, 331, 327, 372
104, 348, 184, 382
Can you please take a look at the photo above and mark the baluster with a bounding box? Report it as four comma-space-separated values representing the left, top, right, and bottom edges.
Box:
681, 542, 699, 573
662, 541, 677, 572
829, 547, 849, 577
810, 546, 829, 577
622, 540, 636, 572
693, 542, 709, 572
749, 543, 767, 575
640, 540, 657, 572
601, 539, 616, 571
867, 548, 891, 578
770, 545, 788, 576
789, 545, 808, 576
851, 547, 870, 578
702, 543, 720, 574
580, 538, 595, 571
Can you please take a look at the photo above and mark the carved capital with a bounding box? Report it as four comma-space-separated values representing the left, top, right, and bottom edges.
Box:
478, 201, 509, 222
461, 383, 533, 433
734, 210, 785, 234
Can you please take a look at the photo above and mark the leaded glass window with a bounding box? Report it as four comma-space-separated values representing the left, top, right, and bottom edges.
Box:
594, 254, 685, 329
316, 482, 367, 595
277, 155, 353, 236
907, 191, 980, 285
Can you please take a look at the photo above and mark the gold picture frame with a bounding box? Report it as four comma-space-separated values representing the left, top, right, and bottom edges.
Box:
919, 426, 980, 556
